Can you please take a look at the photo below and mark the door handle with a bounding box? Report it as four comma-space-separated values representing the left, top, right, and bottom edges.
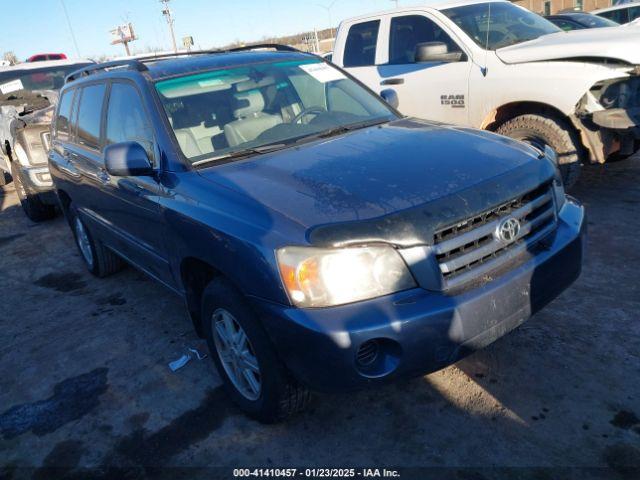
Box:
381, 78, 404, 86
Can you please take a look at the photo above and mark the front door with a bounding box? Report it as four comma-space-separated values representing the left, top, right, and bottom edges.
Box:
99, 81, 173, 286
374, 13, 471, 125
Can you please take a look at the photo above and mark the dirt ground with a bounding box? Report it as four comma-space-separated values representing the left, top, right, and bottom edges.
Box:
0, 157, 639, 479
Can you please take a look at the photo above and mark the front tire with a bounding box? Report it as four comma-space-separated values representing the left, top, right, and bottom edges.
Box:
69, 204, 124, 277
10, 162, 56, 222
202, 278, 311, 422
496, 114, 582, 189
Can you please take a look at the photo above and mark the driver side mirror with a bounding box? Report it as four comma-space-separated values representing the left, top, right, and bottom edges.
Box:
380, 89, 399, 109
415, 42, 463, 63
104, 141, 153, 177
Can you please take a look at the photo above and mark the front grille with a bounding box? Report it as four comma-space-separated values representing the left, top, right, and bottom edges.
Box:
434, 183, 557, 290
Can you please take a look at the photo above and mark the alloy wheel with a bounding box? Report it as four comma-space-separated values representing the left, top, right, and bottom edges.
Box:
211, 308, 262, 401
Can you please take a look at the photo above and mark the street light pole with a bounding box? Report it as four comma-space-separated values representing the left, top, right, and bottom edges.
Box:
160, 0, 178, 53
316, 0, 338, 41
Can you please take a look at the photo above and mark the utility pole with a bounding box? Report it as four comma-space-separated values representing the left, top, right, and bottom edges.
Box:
60, 0, 81, 57
160, 0, 178, 53
316, 0, 338, 44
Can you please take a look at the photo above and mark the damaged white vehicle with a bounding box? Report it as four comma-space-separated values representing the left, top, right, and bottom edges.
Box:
0, 59, 91, 220
333, 0, 640, 186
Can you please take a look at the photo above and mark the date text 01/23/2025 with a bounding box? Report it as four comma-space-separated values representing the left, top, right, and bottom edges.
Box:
233, 468, 401, 478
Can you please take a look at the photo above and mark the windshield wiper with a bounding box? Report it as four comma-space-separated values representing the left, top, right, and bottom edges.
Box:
192, 143, 288, 168
296, 118, 391, 144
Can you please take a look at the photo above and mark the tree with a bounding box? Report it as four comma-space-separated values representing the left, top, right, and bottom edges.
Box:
2, 51, 19, 66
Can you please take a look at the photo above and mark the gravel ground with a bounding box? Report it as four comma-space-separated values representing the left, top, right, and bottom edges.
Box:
0, 157, 639, 479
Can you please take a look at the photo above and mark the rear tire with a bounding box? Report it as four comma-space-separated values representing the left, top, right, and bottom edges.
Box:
202, 278, 311, 423
496, 114, 582, 189
69, 204, 124, 277
10, 162, 56, 222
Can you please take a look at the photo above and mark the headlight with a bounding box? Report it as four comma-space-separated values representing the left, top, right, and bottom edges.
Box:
277, 245, 416, 308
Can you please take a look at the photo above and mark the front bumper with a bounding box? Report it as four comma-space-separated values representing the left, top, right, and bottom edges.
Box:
255, 199, 586, 392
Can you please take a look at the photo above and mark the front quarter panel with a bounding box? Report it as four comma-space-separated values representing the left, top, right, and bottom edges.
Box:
160, 171, 306, 304
470, 54, 635, 127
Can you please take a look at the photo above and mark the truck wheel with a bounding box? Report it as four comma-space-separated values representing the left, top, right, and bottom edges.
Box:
10, 162, 56, 222
69, 204, 124, 277
496, 114, 582, 189
202, 278, 311, 423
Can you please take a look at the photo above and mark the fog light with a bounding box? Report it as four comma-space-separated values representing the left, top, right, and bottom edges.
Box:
356, 340, 379, 367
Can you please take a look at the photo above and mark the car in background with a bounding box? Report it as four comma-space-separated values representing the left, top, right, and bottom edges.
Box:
594, 1, 640, 24
27, 53, 68, 62
332, 0, 640, 188
49, 46, 584, 422
546, 12, 620, 30
0, 59, 93, 220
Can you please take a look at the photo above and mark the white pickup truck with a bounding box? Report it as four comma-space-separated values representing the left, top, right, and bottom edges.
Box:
333, 0, 640, 187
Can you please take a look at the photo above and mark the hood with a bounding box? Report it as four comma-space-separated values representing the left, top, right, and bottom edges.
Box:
197, 119, 554, 245
496, 27, 640, 65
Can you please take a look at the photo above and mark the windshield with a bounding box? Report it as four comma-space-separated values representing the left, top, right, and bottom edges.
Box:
155, 58, 396, 164
0, 64, 90, 96
442, 2, 562, 50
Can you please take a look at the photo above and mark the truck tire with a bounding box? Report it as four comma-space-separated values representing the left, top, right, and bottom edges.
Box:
202, 278, 311, 423
496, 114, 582, 189
69, 204, 124, 277
10, 162, 56, 222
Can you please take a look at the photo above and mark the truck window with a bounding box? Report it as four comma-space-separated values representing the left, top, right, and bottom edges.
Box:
343, 20, 380, 67
105, 83, 155, 162
55, 89, 75, 141
389, 15, 462, 64
598, 8, 629, 24
630, 6, 640, 22
76, 83, 106, 151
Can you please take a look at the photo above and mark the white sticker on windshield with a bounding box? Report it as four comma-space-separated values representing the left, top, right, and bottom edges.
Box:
299, 63, 345, 83
0, 79, 24, 95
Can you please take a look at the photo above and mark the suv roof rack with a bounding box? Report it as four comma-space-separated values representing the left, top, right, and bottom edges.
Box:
65, 44, 304, 84
65, 59, 148, 83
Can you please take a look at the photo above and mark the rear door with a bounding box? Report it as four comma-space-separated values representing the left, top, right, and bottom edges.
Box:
337, 19, 384, 90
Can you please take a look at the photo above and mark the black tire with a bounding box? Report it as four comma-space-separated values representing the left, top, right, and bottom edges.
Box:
69, 204, 124, 278
202, 278, 311, 423
10, 162, 56, 222
496, 114, 582, 189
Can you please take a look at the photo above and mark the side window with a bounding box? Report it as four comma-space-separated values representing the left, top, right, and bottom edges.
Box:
105, 83, 155, 161
630, 6, 640, 22
389, 15, 462, 65
76, 83, 106, 151
55, 89, 75, 141
553, 19, 579, 31
343, 20, 380, 67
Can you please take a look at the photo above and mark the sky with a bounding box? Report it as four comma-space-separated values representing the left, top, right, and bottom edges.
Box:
1, 0, 418, 60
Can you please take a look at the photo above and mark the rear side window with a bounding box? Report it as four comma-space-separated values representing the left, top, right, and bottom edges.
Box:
343, 20, 380, 67
105, 83, 155, 161
76, 83, 106, 150
389, 15, 462, 64
55, 89, 75, 140
630, 6, 640, 22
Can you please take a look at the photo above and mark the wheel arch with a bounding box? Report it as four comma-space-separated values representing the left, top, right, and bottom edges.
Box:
180, 256, 222, 338
481, 100, 592, 162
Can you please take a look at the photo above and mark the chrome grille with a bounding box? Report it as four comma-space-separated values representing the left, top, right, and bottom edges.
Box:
434, 183, 557, 290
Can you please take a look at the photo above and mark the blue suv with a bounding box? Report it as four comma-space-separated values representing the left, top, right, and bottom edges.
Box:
49, 45, 585, 422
